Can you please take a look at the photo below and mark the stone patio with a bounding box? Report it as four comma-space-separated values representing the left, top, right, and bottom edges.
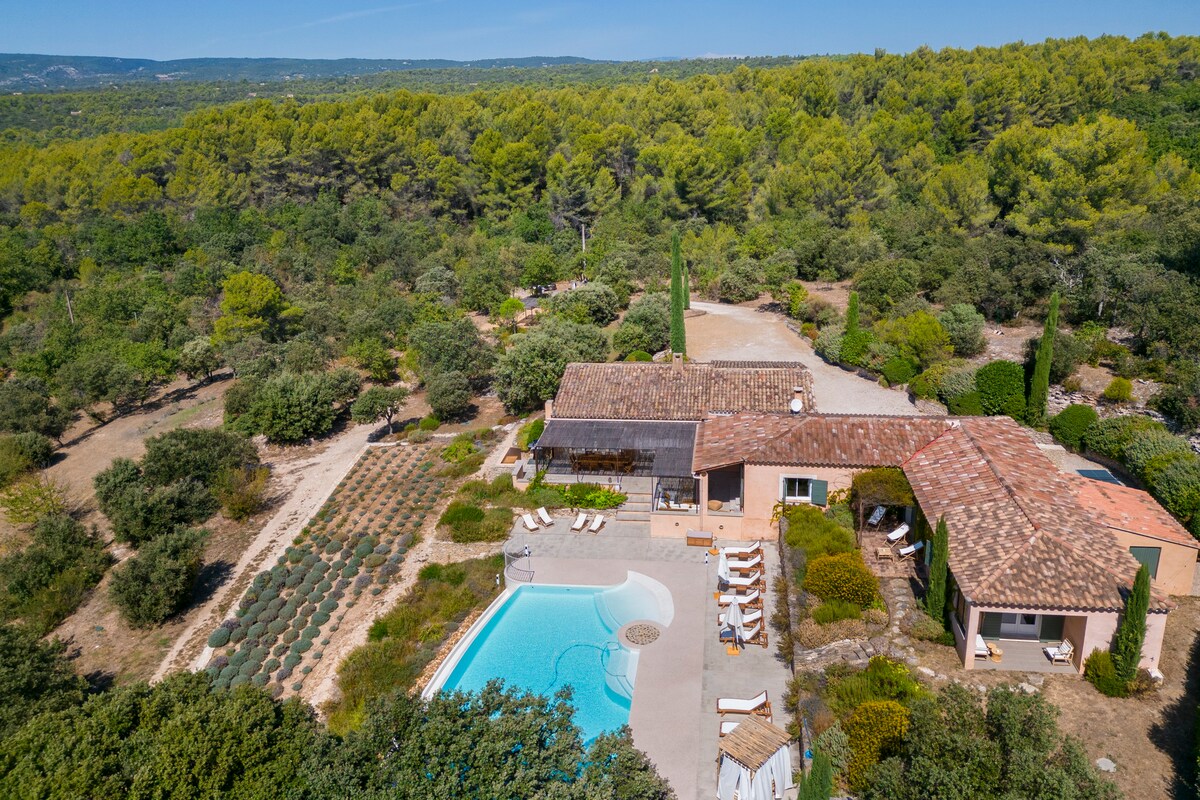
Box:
505, 515, 796, 799
972, 639, 1080, 674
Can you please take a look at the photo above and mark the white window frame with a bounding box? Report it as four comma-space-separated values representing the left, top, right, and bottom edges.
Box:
780, 475, 816, 504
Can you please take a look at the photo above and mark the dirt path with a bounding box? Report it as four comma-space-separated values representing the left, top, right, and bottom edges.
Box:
152, 420, 381, 681
686, 301, 926, 416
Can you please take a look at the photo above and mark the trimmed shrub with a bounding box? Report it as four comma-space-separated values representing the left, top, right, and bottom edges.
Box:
365, 553, 386, 569
1148, 457, 1200, 531
1125, 430, 1194, 478
1103, 377, 1133, 403
844, 700, 910, 791
938, 365, 978, 404
207, 628, 231, 648
1048, 404, 1099, 451
292, 639, 312, 654
418, 415, 440, 432
247, 622, 266, 640
947, 390, 983, 416
805, 552, 880, 606
880, 357, 917, 387
976, 360, 1026, 418
312, 611, 331, 626
1084, 648, 1129, 697
302, 625, 321, 640
267, 619, 288, 636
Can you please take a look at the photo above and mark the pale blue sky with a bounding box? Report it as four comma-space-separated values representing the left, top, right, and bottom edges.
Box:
0, 0, 1197, 61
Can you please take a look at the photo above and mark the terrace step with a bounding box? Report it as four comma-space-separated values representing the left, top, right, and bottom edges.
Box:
615, 510, 651, 522
620, 500, 652, 513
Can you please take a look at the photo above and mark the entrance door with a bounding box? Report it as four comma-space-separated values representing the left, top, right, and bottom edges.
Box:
999, 612, 1040, 639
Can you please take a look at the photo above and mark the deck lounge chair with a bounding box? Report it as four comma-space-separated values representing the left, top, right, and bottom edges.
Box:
727, 554, 762, 572
721, 541, 762, 557
974, 634, 990, 659
570, 513, 589, 532
588, 514, 606, 533
719, 720, 741, 736
718, 589, 762, 607
718, 607, 763, 627
1044, 639, 1074, 665
522, 513, 539, 532
716, 690, 771, 717
536, 507, 553, 527
897, 540, 924, 561
720, 622, 768, 648
725, 571, 763, 590
886, 523, 910, 546
867, 505, 887, 526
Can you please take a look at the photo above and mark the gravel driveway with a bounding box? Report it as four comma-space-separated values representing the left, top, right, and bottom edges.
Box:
686, 301, 926, 416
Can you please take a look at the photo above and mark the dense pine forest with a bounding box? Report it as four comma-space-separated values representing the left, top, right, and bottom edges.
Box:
1, 32, 1200, 798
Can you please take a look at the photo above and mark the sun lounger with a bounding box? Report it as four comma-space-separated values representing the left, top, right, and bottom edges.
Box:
725, 571, 763, 589
536, 507, 553, 527
719, 720, 741, 736
717, 589, 762, 607
727, 554, 762, 572
974, 634, 990, 659
721, 541, 762, 557
718, 608, 763, 627
886, 523, 910, 545
1044, 639, 1074, 665
570, 512, 588, 532
719, 622, 768, 648
716, 690, 771, 717
588, 514, 605, 533
867, 505, 886, 526
522, 513, 539, 532
897, 540, 924, 561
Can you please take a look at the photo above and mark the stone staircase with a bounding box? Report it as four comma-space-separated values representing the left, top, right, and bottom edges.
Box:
615, 486, 653, 522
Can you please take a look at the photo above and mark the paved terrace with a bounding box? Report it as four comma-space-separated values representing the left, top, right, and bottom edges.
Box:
507, 516, 795, 799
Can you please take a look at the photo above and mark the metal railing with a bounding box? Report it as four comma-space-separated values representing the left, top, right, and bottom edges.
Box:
503, 543, 534, 583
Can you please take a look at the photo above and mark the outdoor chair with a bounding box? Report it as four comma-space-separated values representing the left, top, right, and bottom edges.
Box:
588, 514, 606, 533
716, 690, 771, 717
719, 720, 742, 737
867, 506, 887, 526
974, 634, 990, 659
522, 513, 539, 532
886, 523, 910, 546
725, 571, 764, 590
727, 554, 762, 572
721, 541, 762, 557
536, 507, 553, 527
1044, 639, 1074, 665
570, 513, 589, 532
897, 541, 924, 561
718, 607, 763, 627
719, 622, 768, 648
718, 589, 762, 607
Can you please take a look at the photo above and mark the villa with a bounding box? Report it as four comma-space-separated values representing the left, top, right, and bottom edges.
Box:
519, 360, 1199, 676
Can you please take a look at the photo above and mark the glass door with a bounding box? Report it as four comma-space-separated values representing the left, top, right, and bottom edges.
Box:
999, 613, 1040, 639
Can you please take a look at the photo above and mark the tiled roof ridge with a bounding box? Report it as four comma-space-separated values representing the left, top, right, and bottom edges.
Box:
898, 417, 961, 467
960, 420, 1142, 602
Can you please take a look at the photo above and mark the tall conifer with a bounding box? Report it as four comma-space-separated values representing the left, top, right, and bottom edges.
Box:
669, 230, 686, 355
1027, 292, 1060, 426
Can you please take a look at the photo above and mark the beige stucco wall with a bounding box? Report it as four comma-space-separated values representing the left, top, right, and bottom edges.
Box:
695, 464, 856, 542
1109, 530, 1198, 597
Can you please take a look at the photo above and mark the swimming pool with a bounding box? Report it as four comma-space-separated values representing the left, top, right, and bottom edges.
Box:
426, 575, 671, 743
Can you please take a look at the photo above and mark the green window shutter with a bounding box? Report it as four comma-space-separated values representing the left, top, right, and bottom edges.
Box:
979, 612, 1001, 638
1038, 615, 1064, 642
1129, 546, 1161, 579
810, 479, 828, 507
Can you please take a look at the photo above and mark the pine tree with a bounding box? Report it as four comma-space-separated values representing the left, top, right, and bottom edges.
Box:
1027, 291, 1060, 426
845, 291, 860, 335
925, 516, 949, 623
1112, 563, 1149, 685
669, 230, 686, 355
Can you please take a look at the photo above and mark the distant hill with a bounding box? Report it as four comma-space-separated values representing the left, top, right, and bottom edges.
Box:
0, 53, 606, 91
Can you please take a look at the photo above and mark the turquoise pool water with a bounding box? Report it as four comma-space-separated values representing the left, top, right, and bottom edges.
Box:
439, 584, 639, 743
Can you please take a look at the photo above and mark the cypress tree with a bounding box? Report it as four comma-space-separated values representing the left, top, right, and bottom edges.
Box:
845, 291, 860, 335
669, 230, 686, 355
798, 752, 833, 800
925, 516, 949, 623
1112, 564, 1150, 685
1027, 291, 1060, 426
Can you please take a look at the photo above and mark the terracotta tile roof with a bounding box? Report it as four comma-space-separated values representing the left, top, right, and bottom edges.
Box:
903, 417, 1168, 612
1070, 476, 1199, 550
693, 413, 952, 471
551, 362, 812, 421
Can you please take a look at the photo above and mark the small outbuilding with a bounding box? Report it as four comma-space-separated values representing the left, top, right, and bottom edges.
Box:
716, 715, 794, 800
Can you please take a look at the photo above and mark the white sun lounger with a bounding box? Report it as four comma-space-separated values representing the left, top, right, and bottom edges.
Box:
716, 690, 771, 716
897, 540, 924, 561
588, 514, 605, 533
718, 589, 761, 606
721, 541, 762, 557
727, 554, 762, 571
536, 507, 553, 527
522, 513, 539, 532
974, 634, 990, 658
571, 513, 589, 532
725, 571, 762, 588
719, 720, 741, 736
718, 607, 763, 627
886, 523, 910, 545
719, 622, 766, 647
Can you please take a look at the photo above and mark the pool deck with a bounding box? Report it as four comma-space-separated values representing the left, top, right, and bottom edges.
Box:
508, 518, 795, 799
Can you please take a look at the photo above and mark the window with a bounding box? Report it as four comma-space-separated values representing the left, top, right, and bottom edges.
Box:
1129, 546, 1161, 579
782, 477, 812, 503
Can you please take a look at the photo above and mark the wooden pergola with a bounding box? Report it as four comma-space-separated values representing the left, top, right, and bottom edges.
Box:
716, 715, 793, 798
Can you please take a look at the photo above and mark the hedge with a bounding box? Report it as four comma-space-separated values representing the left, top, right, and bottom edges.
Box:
1125, 430, 1194, 477
1083, 415, 1166, 460
976, 360, 1026, 418
1048, 404, 1098, 451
